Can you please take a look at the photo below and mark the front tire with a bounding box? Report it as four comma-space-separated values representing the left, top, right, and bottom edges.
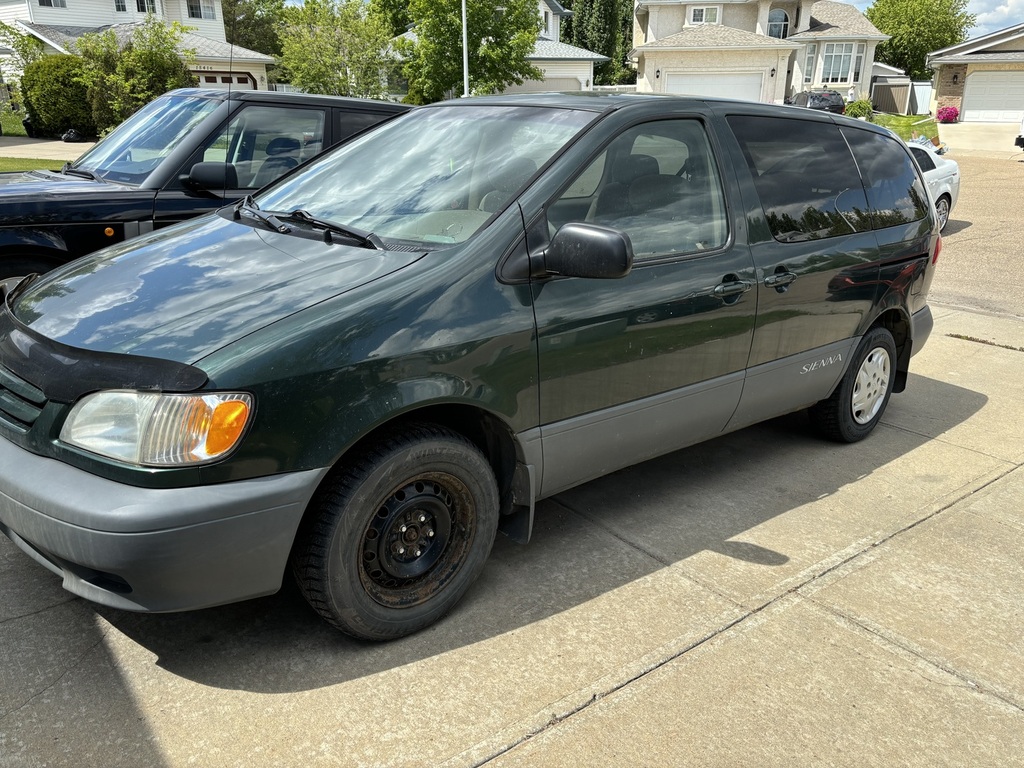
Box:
809, 327, 896, 443
292, 424, 499, 640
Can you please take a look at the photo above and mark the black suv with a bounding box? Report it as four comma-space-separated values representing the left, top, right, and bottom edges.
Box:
0, 94, 938, 641
0, 88, 408, 277
790, 89, 846, 114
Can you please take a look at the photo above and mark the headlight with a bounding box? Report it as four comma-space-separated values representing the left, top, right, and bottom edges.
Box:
60, 390, 253, 467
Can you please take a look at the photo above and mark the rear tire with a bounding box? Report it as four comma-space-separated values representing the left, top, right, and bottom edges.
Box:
292, 424, 499, 640
935, 195, 951, 231
809, 327, 896, 443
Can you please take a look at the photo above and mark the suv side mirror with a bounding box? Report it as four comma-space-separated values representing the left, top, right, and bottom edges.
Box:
543, 222, 633, 279
182, 162, 238, 193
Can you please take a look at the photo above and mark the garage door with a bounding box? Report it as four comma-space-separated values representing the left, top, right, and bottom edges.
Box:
664, 73, 763, 103
962, 71, 1024, 122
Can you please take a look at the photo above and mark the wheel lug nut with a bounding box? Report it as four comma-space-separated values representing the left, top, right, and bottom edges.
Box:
414, 550, 421, 557
427, 529, 434, 537
398, 546, 405, 554
400, 525, 407, 533
419, 515, 426, 522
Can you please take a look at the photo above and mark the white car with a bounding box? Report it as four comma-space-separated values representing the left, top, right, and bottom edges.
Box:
907, 142, 960, 231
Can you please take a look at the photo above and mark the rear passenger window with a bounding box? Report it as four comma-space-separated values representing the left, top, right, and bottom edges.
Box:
551, 120, 728, 260
843, 128, 930, 228
727, 115, 871, 242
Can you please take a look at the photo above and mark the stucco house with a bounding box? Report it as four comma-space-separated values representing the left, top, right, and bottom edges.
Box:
927, 23, 1024, 123
631, 0, 887, 105
0, 0, 273, 90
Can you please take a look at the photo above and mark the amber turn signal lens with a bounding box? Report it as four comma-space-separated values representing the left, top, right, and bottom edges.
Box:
104, 227, 115, 237
206, 400, 250, 455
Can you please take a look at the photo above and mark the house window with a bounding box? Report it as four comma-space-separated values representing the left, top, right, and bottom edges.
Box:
543, 10, 551, 36
37, 0, 68, 7
853, 43, 865, 83
767, 9, 789, 39
114, 0, 126, 9
822, 42, 855, 83
690, 6, 719, 25
803, 43, 816, 83
188, 0, 216, 19
136, 0, 156, 11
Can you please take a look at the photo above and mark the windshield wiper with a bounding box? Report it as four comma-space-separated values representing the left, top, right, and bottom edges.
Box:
61, 163, 103, 182
280, 209, 384, 250
233, 195, 290, 233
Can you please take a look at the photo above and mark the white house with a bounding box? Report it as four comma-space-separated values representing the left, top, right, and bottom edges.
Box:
631, 0, 887, 104
0, 0, 274, 89
503, 0, 608, 93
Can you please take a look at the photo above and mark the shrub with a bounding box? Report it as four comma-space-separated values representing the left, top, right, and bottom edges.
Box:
845, 99, 873, 119
20, 54, 96, 138
936, 106, 959, 123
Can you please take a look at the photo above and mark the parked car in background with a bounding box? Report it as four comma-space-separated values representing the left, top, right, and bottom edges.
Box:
0, 94, 938, 641
907, 141, 960, 231
0, 89, 409, 277
789, 89, 846, 114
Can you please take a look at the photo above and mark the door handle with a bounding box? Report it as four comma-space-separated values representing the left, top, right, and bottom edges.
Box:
713, 280, 753, 297
764, 271, 797, 288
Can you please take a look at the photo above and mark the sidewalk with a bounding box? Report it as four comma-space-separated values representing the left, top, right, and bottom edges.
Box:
0, 135, 95, 161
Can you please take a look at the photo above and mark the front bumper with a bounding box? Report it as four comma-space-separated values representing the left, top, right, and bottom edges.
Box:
0, 436, 328, 612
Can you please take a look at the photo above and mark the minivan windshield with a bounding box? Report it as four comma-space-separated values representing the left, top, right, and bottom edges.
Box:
71, 93, 222, 186
255, 105, 598, 247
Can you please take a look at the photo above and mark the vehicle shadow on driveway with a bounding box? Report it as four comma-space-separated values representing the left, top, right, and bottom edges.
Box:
942, 219, 972, 236
66, 372, 987, 694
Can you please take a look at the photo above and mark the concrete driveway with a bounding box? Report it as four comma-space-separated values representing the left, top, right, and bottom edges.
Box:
1, 151, 1023, 767
937, 121, 1019, 153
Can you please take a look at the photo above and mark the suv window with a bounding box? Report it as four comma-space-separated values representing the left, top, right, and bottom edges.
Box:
552, 120, 728, 259
842, 128, 929, 229
201, 105, 327, 188
727, 115, 870, 241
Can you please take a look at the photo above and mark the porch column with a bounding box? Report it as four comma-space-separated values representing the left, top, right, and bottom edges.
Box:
756, 0, 771, 36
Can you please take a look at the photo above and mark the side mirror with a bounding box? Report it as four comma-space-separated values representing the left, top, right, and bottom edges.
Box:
182, 162, 238, 193
542, 222, 633, 279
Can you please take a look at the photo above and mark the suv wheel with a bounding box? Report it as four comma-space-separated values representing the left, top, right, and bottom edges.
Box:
809, 326, 896, 443
935, 195, 951, 231
292, 424, 499, 640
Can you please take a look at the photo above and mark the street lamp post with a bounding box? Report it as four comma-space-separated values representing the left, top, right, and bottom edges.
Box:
461, 0, 470, 97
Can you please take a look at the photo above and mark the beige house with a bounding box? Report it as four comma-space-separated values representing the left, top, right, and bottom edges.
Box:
631, 0, 887, 104
0, 0, 273, 89
927, 23, 1024, 123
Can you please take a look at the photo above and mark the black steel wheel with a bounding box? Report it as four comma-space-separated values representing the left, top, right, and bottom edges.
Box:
292, 424, 499, 640
809, 326, 897, 443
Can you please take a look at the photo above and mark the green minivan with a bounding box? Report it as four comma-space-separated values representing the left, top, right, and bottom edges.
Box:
0, 93, 937, 639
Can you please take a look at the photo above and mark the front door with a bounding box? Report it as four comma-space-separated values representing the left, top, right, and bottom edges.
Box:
530, 118, 757, 497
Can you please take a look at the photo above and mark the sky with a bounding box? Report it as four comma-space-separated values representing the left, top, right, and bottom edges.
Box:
851, 0, 1023, 39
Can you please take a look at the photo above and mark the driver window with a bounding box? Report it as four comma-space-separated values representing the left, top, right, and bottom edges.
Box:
549, 120, 728, 260
199, 106, 327, 189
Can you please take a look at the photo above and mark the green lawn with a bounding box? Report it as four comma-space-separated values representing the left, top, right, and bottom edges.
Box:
871, 113, 940, 142
1, 110, 27, 137
0, 157, 62, 172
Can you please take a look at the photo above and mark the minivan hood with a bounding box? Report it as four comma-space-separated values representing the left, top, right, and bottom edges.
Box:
11, 213, 425, 363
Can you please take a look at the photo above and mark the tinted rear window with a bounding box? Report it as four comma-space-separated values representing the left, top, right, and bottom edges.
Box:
842, 128, 929, 229
727, 115, 870, 242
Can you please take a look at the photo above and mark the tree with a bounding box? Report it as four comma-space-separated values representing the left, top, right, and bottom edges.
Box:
571, 0, 617, 82
75, 15, 198, 133
279, 0, 393, 98
866, 0, 975, 80
402, 0, 542, 104
221, 0, 286, 56
368, 0, 412, 38
20, 55, 95, 137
